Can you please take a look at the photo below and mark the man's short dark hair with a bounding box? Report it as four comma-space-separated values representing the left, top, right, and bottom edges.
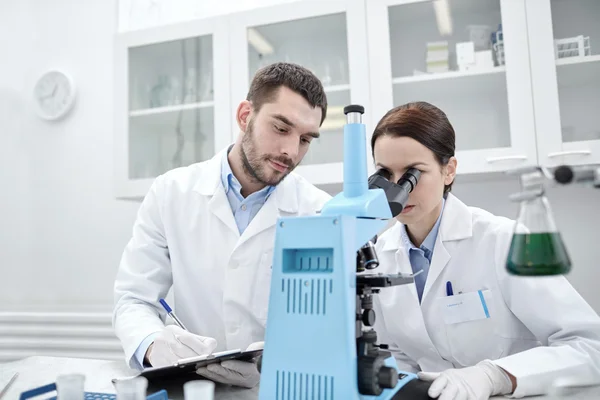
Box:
246, 62, 328, 125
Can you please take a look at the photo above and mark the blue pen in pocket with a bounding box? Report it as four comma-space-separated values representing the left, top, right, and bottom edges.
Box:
446, 281, 454, 296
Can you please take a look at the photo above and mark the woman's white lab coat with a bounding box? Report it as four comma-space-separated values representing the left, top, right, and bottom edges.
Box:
113, 149, 331, 369
373, 193, 600, 397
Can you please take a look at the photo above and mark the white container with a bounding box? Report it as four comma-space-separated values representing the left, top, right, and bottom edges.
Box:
115, 377, 148, 400
456, 41, 475, 67
475, 50, 494, 68
56, 374, 85, 400
184, 380, 215, 400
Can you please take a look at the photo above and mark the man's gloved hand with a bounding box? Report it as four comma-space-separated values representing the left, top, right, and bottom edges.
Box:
196, 341, 264, 388
418, 360, 513, 400
147, 325, 218, 368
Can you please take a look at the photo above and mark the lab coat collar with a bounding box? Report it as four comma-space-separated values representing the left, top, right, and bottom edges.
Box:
378, 194, 474, 302
438, 193, 473, 241
421, 193, 473, 302
232, 174, 299, 250
194, 146, 299, 214
198, 146, 300, 245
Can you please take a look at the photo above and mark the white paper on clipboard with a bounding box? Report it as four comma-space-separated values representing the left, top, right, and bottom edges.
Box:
175, 349, 242, 366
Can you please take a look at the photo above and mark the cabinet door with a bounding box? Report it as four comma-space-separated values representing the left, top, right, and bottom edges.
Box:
527, 0, 600, 168
228, 0, 370, 185
114, 18, 231, 199
366, 0, 538, 175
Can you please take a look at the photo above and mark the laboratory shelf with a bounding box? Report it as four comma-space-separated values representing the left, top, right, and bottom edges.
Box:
129, 101, 215, 117
392, 67, 506, 86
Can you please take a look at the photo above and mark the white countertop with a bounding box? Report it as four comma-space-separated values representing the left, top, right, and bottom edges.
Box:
0, 356, 257, 400
1, 356, 599, 400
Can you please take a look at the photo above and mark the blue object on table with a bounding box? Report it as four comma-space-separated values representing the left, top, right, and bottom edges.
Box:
258, 105, 421, 400
19, 382, 168, 400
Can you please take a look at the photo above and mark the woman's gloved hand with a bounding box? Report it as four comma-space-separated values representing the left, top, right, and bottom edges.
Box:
196, 341, 264, 388
418, 360, 513, 400
146, 325, 217, 368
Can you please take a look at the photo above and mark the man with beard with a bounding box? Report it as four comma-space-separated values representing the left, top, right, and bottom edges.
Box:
113, 62, 331, 388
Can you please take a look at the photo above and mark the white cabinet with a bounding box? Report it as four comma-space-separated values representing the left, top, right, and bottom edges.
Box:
366, 0, 538, 175
526, 0, 600, 168
113, 0, 600, 199
228, 0, 371, 185
114, 18, 232, 199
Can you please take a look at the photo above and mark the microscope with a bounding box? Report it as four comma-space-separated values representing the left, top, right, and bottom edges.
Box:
257, 105, 432, 399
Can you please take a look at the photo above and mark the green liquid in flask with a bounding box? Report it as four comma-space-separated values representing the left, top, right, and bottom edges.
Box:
506, 232, 572, 276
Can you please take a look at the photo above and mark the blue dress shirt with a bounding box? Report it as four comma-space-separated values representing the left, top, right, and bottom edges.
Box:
220, 147, 276, 235
132, 150, 275, 369
399, 198, 445, 303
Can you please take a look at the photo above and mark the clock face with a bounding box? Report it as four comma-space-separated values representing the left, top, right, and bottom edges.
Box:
34, 70, 76, 120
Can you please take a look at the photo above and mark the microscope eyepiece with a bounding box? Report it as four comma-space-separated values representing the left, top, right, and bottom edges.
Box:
368, 167, 421, 217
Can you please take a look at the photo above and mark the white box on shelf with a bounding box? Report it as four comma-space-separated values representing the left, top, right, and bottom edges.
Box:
427, 50, 449, 62
426, 41, 449, 60
427, 61, 449, 73
475, 50, 494, 68
456, 42, 475, 67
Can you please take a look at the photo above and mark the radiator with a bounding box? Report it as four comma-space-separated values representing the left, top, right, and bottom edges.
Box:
0, 311, 124, 363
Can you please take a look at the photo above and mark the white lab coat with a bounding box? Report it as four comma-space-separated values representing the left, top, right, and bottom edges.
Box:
373, 193, 600, 397
113, 148, 331, 369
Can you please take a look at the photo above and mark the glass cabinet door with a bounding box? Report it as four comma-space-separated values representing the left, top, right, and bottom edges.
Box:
534, 0, 600, 167
246, 13, 350, 166
115, 20, 230, 198
229, 1, 371, 185
367, 0, 537, 174
128, 35, 215, 180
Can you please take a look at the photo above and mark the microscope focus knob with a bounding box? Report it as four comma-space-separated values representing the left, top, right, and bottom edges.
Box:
362, 309, 376, 326
378, 366, 399, 389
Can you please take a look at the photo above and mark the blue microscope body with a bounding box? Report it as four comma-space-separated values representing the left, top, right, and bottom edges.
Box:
258, 105, 420, 399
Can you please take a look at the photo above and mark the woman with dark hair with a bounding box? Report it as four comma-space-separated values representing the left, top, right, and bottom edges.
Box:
371, 101, 600, 399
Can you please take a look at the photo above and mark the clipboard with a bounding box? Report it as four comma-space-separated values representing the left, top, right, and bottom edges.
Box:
115, 348, 263, 383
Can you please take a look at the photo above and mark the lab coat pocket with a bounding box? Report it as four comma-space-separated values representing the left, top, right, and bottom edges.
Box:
252, 250, 274, 322
438, 289, 503, 367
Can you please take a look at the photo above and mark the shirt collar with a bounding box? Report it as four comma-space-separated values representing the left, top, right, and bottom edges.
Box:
220, 145, 275, 199
400, 197, 445, 254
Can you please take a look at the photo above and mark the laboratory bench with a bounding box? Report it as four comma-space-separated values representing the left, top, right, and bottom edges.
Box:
2, 356, 600, 400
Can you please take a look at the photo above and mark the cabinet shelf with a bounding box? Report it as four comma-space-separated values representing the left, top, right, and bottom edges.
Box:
392, 67, 506, 86
129, 101, 215, 117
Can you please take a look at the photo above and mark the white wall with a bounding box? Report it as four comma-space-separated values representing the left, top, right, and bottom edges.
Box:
1, 0, 599, 336
0, 0, 140, 312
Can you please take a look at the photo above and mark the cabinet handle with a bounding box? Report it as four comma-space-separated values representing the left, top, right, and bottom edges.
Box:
547, 150, 592, 158
486, 155, 528, 163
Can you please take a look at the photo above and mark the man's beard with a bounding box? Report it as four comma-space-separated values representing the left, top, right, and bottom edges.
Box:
240, 118, 296, 187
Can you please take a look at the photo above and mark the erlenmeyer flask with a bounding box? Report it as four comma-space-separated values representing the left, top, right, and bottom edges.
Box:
506, 194, 571, 276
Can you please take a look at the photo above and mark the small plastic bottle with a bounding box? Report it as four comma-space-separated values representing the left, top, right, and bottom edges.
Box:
114, 376, 148, 400
183, 380, 215, 400
56, 374, 85, 400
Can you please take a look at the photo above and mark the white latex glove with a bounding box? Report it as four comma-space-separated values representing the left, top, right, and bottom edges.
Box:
196, 341, 264, 388
418, 360, 513, 400
147, 325, 218, 368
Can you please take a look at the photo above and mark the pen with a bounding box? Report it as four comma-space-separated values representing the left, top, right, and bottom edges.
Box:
159, 298, 188, 330
446, 281, 454, 296
0, 373, 18, 399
